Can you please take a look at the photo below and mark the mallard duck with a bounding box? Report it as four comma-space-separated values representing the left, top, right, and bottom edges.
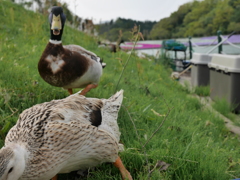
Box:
0, 90, 132, 180
98, 39, 125, 53
38, 6, 106, 95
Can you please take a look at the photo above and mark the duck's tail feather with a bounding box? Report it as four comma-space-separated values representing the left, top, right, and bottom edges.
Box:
99, 57, 106, 68
108, 89, 124, 105
98, 90, 124, 142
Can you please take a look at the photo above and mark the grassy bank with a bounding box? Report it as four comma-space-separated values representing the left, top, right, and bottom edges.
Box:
0, 1, 240, 179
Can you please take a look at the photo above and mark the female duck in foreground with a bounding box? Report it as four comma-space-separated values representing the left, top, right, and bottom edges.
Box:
38, 6, 105, 95
0, 90, 132, 180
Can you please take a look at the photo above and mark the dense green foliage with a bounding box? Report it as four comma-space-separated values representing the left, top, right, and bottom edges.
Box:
1, 0, 240, 179
96, 18, 157, 41
97, 0, 240, 41
149, 0, 240, 39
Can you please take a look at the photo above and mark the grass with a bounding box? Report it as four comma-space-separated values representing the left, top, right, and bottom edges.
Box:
194, 86, 210, 97
212, 99, 235, 118
0, 0, 240, 179
212, 98, 240, 127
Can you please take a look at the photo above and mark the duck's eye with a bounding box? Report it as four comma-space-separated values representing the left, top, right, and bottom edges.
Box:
8, 167, 13, 174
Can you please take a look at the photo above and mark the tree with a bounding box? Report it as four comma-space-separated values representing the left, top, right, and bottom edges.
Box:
227, 22, 240, 33
211, 0, 233, 34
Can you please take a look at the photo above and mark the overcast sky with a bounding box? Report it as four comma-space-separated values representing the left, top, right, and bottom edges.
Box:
61, 0, 193, 23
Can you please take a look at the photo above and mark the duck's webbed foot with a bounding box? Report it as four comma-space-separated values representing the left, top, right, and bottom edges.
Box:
113, 156, 133, 180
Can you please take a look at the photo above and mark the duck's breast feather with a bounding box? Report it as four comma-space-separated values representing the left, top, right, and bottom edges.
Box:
38, 46, 91, 87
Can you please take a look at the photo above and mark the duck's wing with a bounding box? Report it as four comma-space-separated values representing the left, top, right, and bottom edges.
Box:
64, 45, 100, 62
43, 119, 118, 173
5, 95, 105, 145
55, 94, 104, 127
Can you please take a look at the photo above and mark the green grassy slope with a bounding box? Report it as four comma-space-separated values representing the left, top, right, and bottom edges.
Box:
0, 1, 240, 179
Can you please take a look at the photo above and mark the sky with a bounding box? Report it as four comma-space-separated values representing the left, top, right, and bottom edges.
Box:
61, 0, 192, 24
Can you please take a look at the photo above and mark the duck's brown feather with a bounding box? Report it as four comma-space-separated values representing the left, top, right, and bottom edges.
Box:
38, 42, 91, 87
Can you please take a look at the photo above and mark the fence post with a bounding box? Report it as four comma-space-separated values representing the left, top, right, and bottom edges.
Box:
217, 30, 222, 54
188, 36, 192, 59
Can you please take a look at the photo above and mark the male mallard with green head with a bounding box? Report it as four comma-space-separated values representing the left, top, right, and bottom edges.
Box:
38, 6, 105, 95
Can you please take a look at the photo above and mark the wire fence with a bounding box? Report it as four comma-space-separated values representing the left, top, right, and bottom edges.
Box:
178, 32, 240, 57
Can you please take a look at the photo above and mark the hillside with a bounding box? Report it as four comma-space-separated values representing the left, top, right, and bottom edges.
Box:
0, 1, 240, 179
149, 0, 240, 39
96, 0, 240, 41
95, 18, 157, 42
11, 0, 240, 41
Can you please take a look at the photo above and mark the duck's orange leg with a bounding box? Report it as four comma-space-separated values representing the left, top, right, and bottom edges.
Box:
51, 175, 57, 180
79, 84, 98, 96
68, 89, 73, 95
113, 156, 133, 180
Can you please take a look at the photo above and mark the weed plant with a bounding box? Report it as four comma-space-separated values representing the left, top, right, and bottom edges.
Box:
0, 1, 240, 179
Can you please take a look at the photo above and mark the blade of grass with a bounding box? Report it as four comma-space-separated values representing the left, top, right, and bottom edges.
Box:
115, 27, 140, 92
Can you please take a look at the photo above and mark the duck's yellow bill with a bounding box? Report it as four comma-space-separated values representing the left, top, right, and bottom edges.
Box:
51, 14, 62, 35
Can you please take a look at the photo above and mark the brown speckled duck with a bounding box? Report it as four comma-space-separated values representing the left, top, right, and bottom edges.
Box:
0, 90, 132, 180
38, 6, 106, 95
